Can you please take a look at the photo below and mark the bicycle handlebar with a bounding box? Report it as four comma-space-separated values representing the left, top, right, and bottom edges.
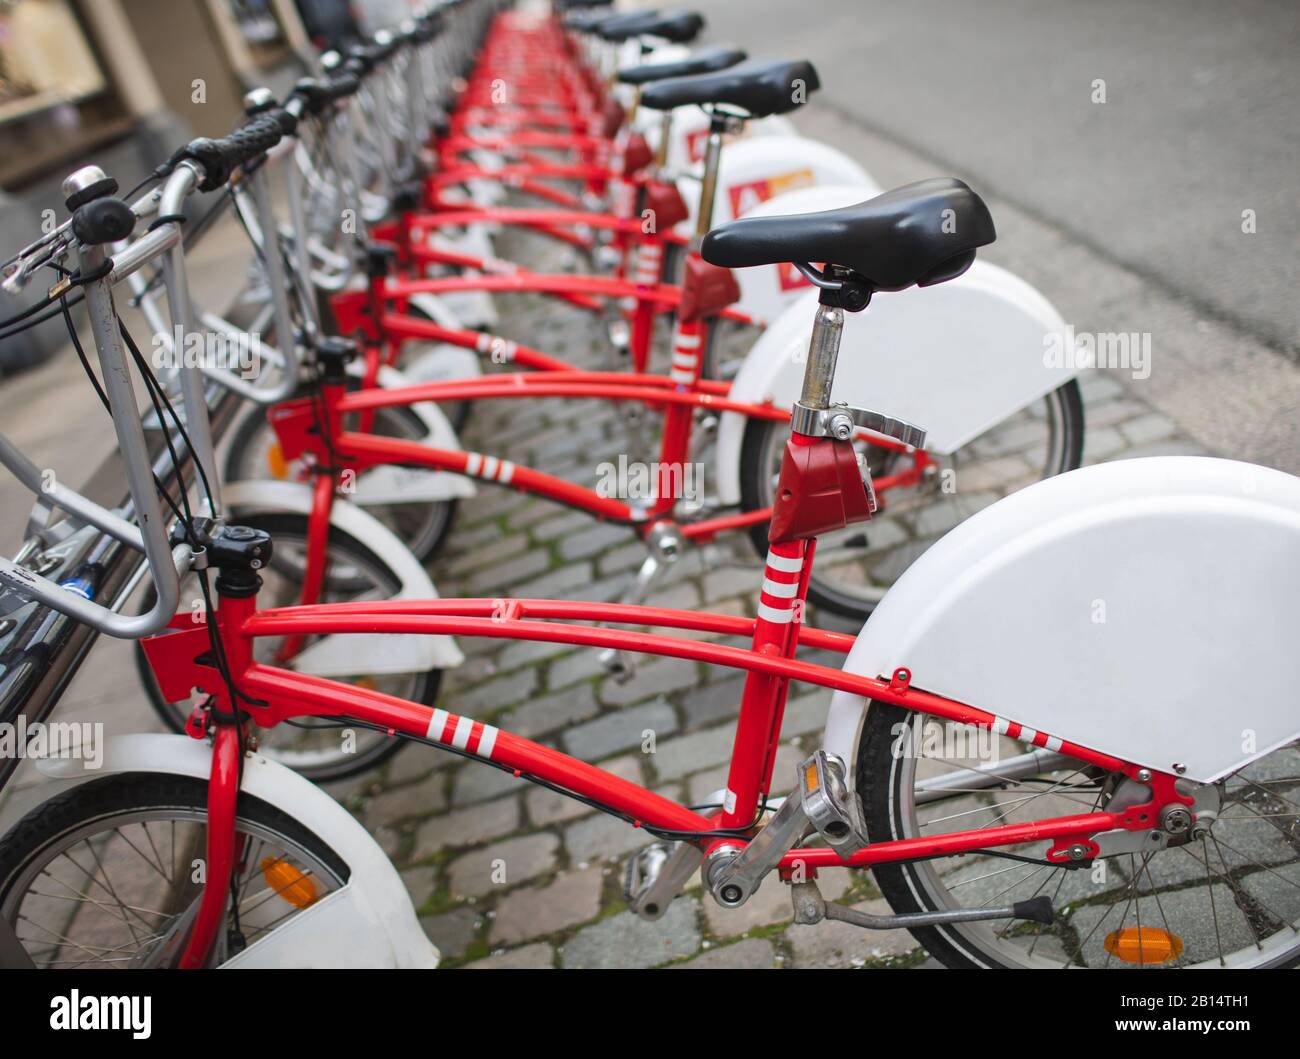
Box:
0, 2, 455, 637
292, 73, 362, 115
173, 114, 287, 193
0, 167, 201, 638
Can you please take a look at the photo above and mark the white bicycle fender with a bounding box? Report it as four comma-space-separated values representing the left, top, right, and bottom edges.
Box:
713, 261, 1081, 505
403, 290, 470, 332
222, 479, 465, 675
820, 458, 1300, 785
456, 156, 507, 210
38, 734, 438, 969
377, 286, 489, 380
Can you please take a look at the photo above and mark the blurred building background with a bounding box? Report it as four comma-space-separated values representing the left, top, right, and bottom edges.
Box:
0, 0, 402, 371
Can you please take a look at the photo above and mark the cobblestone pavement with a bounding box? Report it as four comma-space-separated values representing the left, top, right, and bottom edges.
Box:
333, 231, 1205, 970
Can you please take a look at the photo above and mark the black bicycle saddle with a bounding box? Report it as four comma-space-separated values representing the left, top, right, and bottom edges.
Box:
639, 58, 819, 118
701, 178, 996, 292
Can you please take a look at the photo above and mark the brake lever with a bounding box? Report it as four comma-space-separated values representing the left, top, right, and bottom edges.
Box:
0, 226, 75, 295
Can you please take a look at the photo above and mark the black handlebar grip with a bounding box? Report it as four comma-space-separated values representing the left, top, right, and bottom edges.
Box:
179, 114, 284, 192
415, 11, 443, 39
326, 72, 361, 103
347, 46, 378, 74
291, 73, 360, 116
263, 106, 300, 137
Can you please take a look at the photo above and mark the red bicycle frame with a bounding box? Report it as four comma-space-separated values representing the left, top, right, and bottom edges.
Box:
143, 509, 1170, 966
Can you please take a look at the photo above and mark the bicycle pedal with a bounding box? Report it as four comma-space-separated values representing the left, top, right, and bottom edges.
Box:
599, 647, 635, 682
607, 317, 630, 353
800, 750, 868, 859
623, 842, 669, 913
624, 840, 703, 922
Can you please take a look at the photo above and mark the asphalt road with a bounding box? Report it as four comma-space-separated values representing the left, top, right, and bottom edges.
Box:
687, 0, 1300, 358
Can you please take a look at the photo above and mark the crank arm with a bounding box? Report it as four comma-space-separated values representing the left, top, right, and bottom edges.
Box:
706, 751, 866, 909
706, 785, 809, 909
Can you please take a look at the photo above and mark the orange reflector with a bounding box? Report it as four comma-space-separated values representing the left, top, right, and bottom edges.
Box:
261, 857, 320, 908
1103, 926, 1182, 964
266, 442, 289, 479
804, 763, 820, 792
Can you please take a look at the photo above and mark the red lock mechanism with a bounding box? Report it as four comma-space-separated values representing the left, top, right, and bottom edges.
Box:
678, 254, 740, 322
622, 132, 653, 176
600, 98, 626, 140
768, 436, 876, 544
641, 179, 690, 234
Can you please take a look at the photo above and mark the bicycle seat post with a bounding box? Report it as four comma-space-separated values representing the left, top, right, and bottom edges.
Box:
790, 269, 873, 431
800, 301, 843, 413
653, 110, 673, 169
692, 110, 734, 246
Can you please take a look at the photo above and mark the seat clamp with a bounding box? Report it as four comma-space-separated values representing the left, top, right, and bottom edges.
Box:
790, 402, 928, 450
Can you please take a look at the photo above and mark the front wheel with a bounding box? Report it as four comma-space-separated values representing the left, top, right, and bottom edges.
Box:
0, 773, 349, 968
855, 701, 1300, 967
739, 380, 1085, 622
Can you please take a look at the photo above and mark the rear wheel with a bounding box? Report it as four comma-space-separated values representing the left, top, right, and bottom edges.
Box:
856, 701, 1300, 968
134, 513, 438, 783
0, 773, 348, 968
740, 381, 1084, 621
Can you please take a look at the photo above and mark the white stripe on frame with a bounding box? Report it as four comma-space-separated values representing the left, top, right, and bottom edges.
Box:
757, 602, 795, 624
765, 550, 804, 574
427, 708, 450, 741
